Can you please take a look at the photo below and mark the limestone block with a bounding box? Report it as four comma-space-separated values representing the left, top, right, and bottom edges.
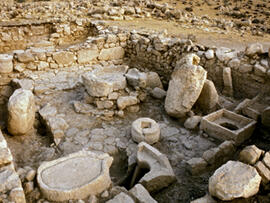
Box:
137, 142, 176, 192
37, 150, 113, 201
262, 107, 270, 127
131, 118, 160, 144
254, 63, 266, 76
17, 51, 35, 63
216, 47, 237, 62
129, 184, 157, 203
245, 43, 263, 56
187, 157, 208, 175
8, 89, 36, 136
0, 54, 13, 73
191, 194, 217, 203
125, 68, 147, 88
204, 49, 214, 59
117, 96, 138, 110
184, 116, 202, 130
146, 72, 163, 89
98, 47, 125, 61
209, 161, 261, 201
165, 54, 207, 118
196, 80, 218, 113
53, 51, 76, 66
239, 145, 263, 165
263, 152, 270, 169
106, 192, 134, 203
150, 87, 166, 99
255, 161, 270, 184
77, 49, 99, 64
222, 67, 233, 97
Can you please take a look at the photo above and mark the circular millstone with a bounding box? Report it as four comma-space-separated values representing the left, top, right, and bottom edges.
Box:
37, 150, 113, 201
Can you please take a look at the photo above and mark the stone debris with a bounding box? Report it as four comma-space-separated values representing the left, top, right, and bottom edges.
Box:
150, 87, 166, 99
117, 96, 138, 110
125, 68, 147, 88
209, 161, 261, 201
191, 194, 217, 203
37, 150, 113, 202
8, 88, 36, 136
184, 116, 202, 130
165, 54, 207, 118
222, 67, 233, 97
262, 106, 270, 127
106, 192, 135, 203
136, 142, 176, 192
129, 184, 157, 203
186, 157, 208, 175
0, 54, 13, 73
255, 161, 270, 184
131, 118, 160, 145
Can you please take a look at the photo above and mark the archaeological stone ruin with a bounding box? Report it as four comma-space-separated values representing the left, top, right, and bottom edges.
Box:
0, 0, 270, 203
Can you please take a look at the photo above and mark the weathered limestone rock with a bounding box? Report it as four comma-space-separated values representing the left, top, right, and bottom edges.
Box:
262, 152, 270, 169
184, 116, 202, 130
209, 161, 261, 201
0, 130, 13, 166
191, 194, 217, 203
129, 184, 157, 203
187, 157, 208, 175
131, 118, 160, 144
53, 51, 76, 66
8, 89, 35, 136
125, 68, 147, 88
77, 48, 99, 64
165, 54, 207, 118
239, 145, 263, 165
106, 192, 135, 203
98, 47, 125, 61
136, 142, 176, 192
37, 150, 113, 202
196, 80, 218, 113
82, 66, 128, 97
245, 43, 263, 56
17, 51, 35, 63
205, 49, 214, 59
11, 79, 34, 91
255, 161, 270, 184
117, 96, 138, 110
262, 107, 270, 127
222, 67, 233, 97
0, 54, 13, 73
216, 47, 237, 62
146, 72, 163, 89
150, 87, 166, 99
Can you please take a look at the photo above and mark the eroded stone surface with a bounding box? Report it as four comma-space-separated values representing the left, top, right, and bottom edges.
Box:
129, 184, 157, 203
209, 161, 261, 201
37, 150, 113, 201
165, 54, 207, 118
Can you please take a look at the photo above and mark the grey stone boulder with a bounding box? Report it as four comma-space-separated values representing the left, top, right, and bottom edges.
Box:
98, 47, 125, 61
146, 72, 163, 89
8, 88, 36, 136
136, 142, 176, 192
209, 161, 261, 201
131, 118, 160, 145
37, 150, 113, 202
82, 65, 128, 97
165, 54, 207, 118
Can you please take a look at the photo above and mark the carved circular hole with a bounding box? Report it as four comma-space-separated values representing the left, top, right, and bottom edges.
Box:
220, 122, 239, 131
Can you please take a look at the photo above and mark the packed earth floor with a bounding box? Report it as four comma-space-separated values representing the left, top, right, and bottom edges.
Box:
0, 0, 270, 203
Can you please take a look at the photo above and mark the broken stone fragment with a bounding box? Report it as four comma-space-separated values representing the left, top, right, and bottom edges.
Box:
222, 67, 233, 97
184, 116, 202, 130
82, 65, 128, 97
129, 184, 157, 203
106, 192, 135, 203
52, 51, 76, 66
131, 118, 160, 144
0, 130, 13, 166
117, 96, 138, 110
8, 88, 36, 136
245, 43, 263, 56
146, 72, 163, 89
209, 161, 261, 201
196, 79, 218, 114
262, 152, 270, 169
255, 161, 270, 184
136, 142, 176, 192
0, 54, 13, 73
165, 54, 207, 118
17, 51, 35, 63
239, 145, 263, 165
37, 150, 113, 202
186, 157, 208, 175
125, 68, 147, 88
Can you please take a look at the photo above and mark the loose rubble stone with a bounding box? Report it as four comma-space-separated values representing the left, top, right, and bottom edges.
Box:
261, 107, 270, 127
125, 68, 147, 88
245, 43, 263, 56
239, 145, 263, 165
9, 187, 26, 203
150, 87, 166, 99
8, 88, 36, 136
52, 51, 76, 66
77, 48, 99, 64
0, 130, 13, 166
205, 49, 214, 59
129, 184, 157, 203
255, 161, 270, 184
191, 194, 217, 203
131, 118, 160, 144
0, 54, 13, 73
165, 54, 207, 118
98, 47, 125, 61
187, 157, 208, 175
146, 72, 163, 89
82, 65, 128, 97
184, 116, 202, 130
209, 161, 261, 201
216, 47, 237, 62
136, 142, 176, 192
262, 152, 270, 169
17, 51, 35, 63
117, 96, 138, 110
106, 192, 134, 203
196, 80, 218, 113
222, 67, 233, 97
37, 150, 113, 201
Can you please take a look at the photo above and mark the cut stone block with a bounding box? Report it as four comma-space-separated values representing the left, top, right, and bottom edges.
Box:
37, 150, 113, 201
262, 107, 270, 127
52, 51, 76, 66
200, 109, 256, 145
131, 118, 160, 145
117, 96, 138, 110
255, 161, 270, 184
129, 184, 157, 203
239, 145, 262, 165
0, 54, 13, 73
106, 192, 134, 203
262, 152, 270, 169
98, 47, 125, 61
136, 142, 176, 192
209, 161, 261, 201
82, 65, 128, 97
77, 48, 99, 64
187, 157, 208, 175
165, 54, 207, 118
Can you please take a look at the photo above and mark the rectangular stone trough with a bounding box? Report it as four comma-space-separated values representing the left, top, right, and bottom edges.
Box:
200, 109, 256, 145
